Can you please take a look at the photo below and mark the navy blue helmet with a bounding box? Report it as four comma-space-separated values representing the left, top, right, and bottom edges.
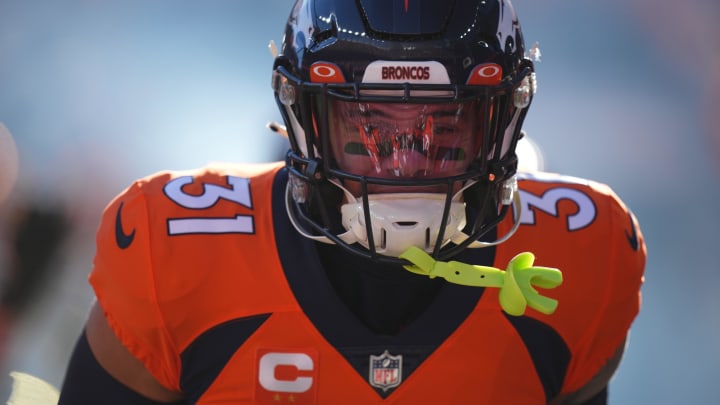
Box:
273, 0, 536, 262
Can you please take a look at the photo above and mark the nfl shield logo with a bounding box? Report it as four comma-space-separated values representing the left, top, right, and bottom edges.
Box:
369, 350, 403, 391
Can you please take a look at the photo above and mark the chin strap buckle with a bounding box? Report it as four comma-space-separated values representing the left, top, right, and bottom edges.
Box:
399, 247, 563, 316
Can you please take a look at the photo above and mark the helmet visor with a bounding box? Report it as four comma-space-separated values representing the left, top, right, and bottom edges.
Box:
328, 99, 485, 186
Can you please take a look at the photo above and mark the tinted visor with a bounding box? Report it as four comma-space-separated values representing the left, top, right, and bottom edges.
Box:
328, 100, 485, 181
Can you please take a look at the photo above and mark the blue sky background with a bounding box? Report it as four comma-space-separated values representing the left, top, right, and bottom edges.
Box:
0, 1, 718, 403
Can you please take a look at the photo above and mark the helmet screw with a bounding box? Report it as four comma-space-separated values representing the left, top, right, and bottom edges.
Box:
279, 83, 296, 106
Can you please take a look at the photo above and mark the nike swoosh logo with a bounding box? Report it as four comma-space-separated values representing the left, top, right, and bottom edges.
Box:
625, 212, 639, 251
115, 202, 136, 249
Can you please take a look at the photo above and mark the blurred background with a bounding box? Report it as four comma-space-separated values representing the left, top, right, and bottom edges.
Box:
0, 0, 718, 403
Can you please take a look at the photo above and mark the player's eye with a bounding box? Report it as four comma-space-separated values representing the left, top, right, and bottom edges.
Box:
433, 126, 457, 135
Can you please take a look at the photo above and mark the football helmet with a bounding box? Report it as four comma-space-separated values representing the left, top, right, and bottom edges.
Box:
272, 0, 536, 263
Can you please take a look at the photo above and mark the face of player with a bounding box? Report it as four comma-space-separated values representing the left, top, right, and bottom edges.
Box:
328, 100, 484, 196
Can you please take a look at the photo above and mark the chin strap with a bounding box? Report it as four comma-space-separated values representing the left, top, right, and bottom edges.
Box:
399, 246, 563, 316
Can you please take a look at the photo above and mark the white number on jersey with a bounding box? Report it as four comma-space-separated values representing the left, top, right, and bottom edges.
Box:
517, 187, 597, 231
163, 175, 255, 235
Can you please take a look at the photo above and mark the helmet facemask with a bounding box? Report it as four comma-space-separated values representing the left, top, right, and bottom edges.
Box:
274, 63, 535, 263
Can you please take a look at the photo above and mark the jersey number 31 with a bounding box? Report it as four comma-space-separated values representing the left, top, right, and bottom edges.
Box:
163, 175, 254, 235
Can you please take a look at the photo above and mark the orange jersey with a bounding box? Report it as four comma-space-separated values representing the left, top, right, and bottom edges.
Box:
90, 162, 645, 404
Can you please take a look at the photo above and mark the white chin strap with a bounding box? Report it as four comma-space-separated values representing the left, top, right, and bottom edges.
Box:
285, 177, 522, 257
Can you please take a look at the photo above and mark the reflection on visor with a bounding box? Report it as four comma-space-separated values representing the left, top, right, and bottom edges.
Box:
343, 140, 466, 161
329, 100, 483, 179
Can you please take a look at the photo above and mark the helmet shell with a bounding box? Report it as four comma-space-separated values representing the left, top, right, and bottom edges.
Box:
273, 0, 535, 262
279, 0, 527, 87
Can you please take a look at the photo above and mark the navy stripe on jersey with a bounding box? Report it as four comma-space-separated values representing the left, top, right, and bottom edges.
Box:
59, 332, 189, 405
504, 314, 570, 401
179, 314, 270, 403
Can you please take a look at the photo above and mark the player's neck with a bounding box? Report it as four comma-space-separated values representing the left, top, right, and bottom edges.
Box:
315, 242, 445, 335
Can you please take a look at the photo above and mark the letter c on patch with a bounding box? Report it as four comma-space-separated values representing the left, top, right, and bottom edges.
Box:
258, 353, 314, 393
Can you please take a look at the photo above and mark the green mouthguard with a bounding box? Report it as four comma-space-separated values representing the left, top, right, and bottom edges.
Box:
399, 247, 563, 316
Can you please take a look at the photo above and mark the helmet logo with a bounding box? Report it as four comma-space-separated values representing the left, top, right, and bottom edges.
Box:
466, 63, 503, 85
310, 62, 345, 83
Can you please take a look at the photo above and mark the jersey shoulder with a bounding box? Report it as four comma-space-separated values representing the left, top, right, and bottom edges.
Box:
500, 171, 646, 393
89, 161, 290, 389
93, 158, 287, 294
128, 160, 285, 205
511, 170, 646, 298
93, 160, 286, 273
514, 171, 643, 242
